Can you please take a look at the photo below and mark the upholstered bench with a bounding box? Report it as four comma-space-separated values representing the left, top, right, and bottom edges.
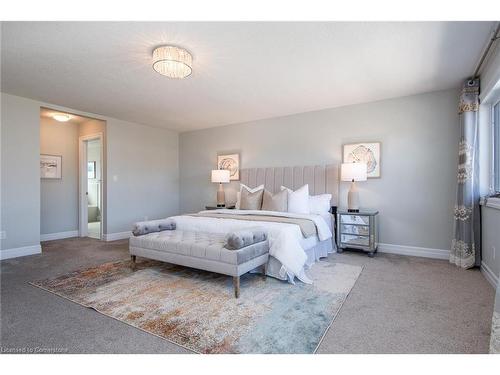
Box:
129, 221, 269, 298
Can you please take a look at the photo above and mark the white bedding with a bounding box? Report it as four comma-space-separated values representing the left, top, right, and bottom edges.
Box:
170, 209, 333, 284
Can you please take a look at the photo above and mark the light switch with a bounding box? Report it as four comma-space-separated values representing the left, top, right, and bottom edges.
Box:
113, 175, 118, 182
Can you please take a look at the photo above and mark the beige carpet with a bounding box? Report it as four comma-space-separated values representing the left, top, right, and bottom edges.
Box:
2, 237, 494, 353
30, 258, 362, 354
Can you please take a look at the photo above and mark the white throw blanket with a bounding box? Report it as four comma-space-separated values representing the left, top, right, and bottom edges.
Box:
170, 209, 333, 284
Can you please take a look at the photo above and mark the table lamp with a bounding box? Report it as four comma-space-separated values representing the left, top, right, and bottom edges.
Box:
341, 162, 367, 212
211, 169, 230, 207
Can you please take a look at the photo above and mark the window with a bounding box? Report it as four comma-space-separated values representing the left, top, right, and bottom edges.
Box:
494, 101, 500, 193
88, 161, 96, 179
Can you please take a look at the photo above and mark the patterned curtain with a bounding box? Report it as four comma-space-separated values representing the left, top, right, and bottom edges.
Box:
450, 79, 481, 268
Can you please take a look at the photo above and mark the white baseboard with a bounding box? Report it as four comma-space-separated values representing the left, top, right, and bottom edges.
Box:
0, 244, 42, 260
103, 231, 132, 241
481, 261, 499, 289
40, 230, 79, 242
378, 243, 450, 260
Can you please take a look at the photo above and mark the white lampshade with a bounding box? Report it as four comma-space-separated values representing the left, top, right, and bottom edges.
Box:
211, 169, 230, 183
341, 162, 367, 182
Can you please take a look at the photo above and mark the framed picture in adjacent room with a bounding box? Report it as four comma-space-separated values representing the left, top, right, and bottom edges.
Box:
40, 154, 62, 179
343, 142, 381, 178
217, 153, 240, 180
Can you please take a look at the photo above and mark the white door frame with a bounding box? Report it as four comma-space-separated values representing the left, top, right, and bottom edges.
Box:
79, 132, 104, 239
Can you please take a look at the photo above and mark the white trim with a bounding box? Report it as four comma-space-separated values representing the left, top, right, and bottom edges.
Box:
79, 132, 104, 240
481, 261, 499, 289
0, 244, 42, 260
378, 243, 450, 260
40, 230, 79, 242
103, 231, 132, 242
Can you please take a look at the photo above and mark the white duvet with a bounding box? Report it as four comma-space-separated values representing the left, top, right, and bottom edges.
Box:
170, 209, 333, 284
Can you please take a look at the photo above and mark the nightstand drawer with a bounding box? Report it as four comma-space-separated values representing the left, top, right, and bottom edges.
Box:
340, 214, 370, 225
340, 234, 370, 247
340, 224, 369, 236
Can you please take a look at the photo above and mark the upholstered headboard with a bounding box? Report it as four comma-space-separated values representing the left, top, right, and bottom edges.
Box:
239, 164, 339, 205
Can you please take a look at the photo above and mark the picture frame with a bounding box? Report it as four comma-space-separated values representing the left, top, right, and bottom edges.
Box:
40, 154, 62, 179
217, 153, 240, 181
343, 142, 381, 178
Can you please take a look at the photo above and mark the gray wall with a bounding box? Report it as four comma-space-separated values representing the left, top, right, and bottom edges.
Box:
40, 117, 79, 234
106, 117, 179, 234
180, 89, 459, 251
1, 94, 41, 250
0, 92, 180, 253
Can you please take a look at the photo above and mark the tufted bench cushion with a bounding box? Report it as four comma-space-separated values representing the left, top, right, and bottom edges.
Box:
129, 229, 270, 298
129, 230, 268, 265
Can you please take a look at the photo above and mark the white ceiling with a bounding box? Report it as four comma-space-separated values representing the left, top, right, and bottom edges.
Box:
1, 22, 495, 132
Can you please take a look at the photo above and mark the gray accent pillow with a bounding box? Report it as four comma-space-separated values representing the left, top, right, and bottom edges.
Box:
262, 189, 288, 212
132, 218, 176, 236
239, 188, 264, 210
225, 228, 268, 250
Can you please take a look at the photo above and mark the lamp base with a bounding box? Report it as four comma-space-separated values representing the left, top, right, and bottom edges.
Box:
347, 181, 360, 211
216, 184, 226, 207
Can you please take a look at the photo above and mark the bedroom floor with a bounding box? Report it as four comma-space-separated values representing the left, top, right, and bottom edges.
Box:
0, 237, 495, 353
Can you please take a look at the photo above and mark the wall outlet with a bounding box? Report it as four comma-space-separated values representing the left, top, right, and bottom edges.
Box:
0, 231, 6, 240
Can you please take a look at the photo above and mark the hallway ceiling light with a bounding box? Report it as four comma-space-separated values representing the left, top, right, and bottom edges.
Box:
152, 45, 192, 79
53, 114, 71, 122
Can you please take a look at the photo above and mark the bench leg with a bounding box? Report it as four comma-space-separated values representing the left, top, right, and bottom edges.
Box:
262, 262, 268, 280
233, 276, 240, 298
131, 255, 136, 269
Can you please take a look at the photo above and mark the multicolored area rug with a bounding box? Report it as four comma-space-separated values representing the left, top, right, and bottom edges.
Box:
30, 259, 362, 354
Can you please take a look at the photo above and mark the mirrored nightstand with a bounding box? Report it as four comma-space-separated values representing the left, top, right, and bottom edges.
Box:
337, 209, 379, 257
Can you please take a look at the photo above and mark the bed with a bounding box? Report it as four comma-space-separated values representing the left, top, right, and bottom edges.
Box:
171, 164, 339, 283
130, 164, 338, 284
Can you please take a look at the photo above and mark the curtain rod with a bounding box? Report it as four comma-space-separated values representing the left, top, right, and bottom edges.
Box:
472, 22, 500, 78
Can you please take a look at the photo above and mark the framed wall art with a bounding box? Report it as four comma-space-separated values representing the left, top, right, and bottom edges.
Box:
40, 154, 62, 179
343, 142, 381, 178
217, 153, 240, 181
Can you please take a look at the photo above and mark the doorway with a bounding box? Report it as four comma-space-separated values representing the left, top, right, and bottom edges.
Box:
40, 108, 106, 242
79, 133, 104, 239
86, 138, 102, 239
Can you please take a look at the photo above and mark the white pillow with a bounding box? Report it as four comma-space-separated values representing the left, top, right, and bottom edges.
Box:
309, 194, 332, 214
236, 183, 264, 209
281, 184, 310, 214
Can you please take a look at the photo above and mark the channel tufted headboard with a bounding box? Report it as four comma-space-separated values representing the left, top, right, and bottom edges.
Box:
239, 164, 339, 206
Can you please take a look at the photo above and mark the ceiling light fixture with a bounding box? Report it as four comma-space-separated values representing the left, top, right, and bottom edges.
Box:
53, 114, 71, 122
152, 45, 192, 79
